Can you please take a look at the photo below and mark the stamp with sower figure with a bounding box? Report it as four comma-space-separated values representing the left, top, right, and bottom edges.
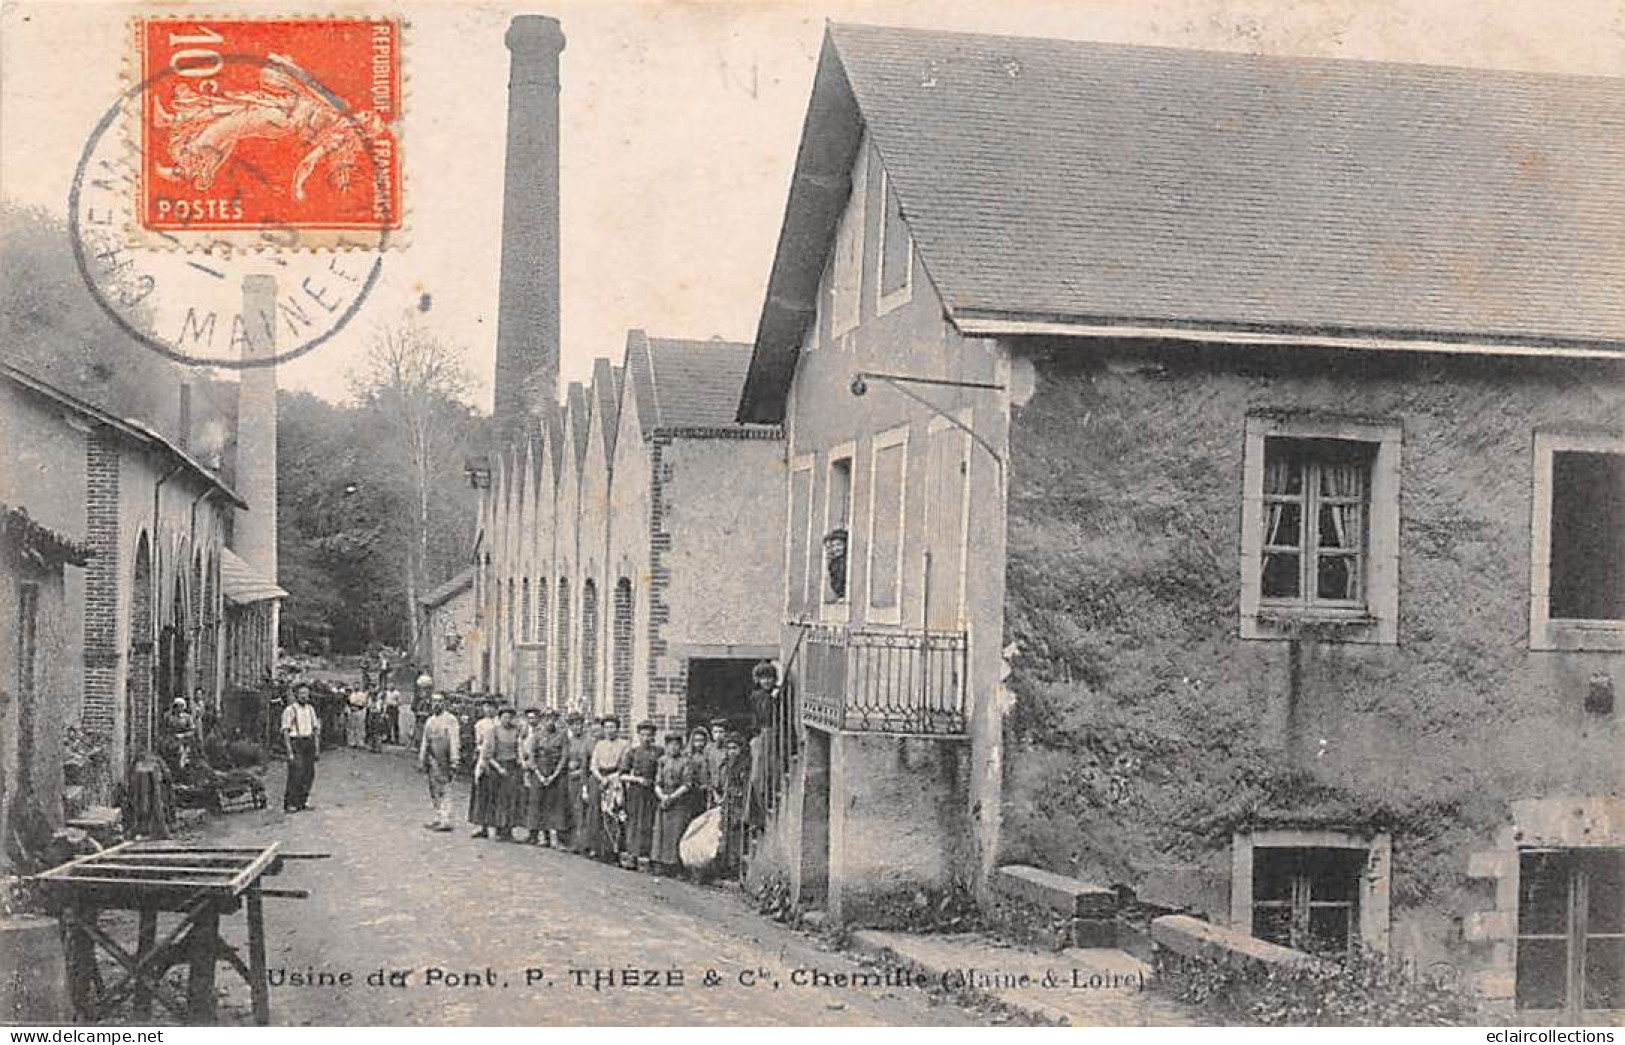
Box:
134, 16, 402, 246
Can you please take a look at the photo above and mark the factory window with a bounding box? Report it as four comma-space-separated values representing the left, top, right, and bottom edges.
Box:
1531, 432, 1625, 651
1240, 414, 1400, 644
877, 169, 912, 313
16, 582, 39, 799
866, 426, 908, 622
1516, 849, 1625, 1013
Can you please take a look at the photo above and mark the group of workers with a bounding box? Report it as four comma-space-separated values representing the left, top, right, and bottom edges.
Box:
417, 695, 752, 877
339, 684, 417, 751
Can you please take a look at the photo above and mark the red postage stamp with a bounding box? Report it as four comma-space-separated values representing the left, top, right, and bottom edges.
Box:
135, 17, 402, 245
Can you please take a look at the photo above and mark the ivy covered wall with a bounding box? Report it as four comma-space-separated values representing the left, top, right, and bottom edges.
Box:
999, 338, 1623, 966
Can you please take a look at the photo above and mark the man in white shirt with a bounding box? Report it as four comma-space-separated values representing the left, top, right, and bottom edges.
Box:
281, 683, 321, 812
418, 693, 461, 831
384, 685, 403, 744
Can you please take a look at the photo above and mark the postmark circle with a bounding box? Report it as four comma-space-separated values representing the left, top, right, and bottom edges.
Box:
69, 52, 393, 369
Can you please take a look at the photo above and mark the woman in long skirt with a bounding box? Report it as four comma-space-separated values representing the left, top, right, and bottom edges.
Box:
522, 710, 570, 846
652, 733, 695, 870
586, 716, 630, 862
620, 722, 661, 867
574, 719, 604, 855
479, 707, 525, 841
467, 700, 498, 838
346, 689, 367, 748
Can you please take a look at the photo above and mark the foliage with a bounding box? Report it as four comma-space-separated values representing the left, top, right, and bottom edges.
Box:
276, 333, 484, 654
848, 881, 986, 934
994, 353, 1565, 918
203, 732, 264, 769
1157, 946, 1484, 1026
347, 325, 476, 651
747, 864, 795, 923
0, 204, 183, 437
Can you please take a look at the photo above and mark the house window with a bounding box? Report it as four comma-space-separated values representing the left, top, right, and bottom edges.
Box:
877, 169, 912, 312
1516, 849, 1624, 1013
1261, 439, 1371, 609
1232, 829, 1391, 956
1549, 452, 1625, 622
823, 451, 854, 609
867, 427, 908, 621
1251, 847, 1365, 956
785, 459, 815, 617
1240, 415, 1401, 644
1531, 433, 1625, 651
924, 414, 972, 630
827, 137, 867, 339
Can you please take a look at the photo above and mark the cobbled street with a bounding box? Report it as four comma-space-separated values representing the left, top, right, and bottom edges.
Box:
179, 747, 986, 1026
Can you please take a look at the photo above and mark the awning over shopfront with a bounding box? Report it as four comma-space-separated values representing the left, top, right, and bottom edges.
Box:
220, 548, 286, 605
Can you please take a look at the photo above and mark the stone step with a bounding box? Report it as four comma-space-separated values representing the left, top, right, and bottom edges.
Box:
993, 864, 1118, 918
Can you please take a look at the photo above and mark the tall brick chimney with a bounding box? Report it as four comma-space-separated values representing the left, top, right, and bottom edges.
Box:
493, 14, 566, 453
235, 275, 279, 640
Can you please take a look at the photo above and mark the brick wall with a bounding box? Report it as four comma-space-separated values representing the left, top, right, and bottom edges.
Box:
82, 430, 122, 743
644, 434, 686, 731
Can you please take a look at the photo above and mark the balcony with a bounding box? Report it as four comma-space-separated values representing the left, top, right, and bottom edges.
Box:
798, 623, 968, 736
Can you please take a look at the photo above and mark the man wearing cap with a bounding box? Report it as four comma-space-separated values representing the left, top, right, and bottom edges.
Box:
418, 693, 461, 831
717, 731, 752, 876
619, 721, 662, 869
706, 719, 729, 788
280, 683, 321, 813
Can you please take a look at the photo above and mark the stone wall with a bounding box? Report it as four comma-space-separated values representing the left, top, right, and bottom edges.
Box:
825, 732, 974, 924
425, 583, 478, 693
999, 338, 1625, 985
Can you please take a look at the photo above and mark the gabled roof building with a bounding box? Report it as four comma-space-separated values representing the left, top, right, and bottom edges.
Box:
739, 24, 1624, 1018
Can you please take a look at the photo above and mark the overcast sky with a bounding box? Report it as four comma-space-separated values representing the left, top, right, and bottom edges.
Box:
3, 0, 1621, 411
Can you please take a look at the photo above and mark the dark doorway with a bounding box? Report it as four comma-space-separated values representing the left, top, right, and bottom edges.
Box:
686, 658, 758, 732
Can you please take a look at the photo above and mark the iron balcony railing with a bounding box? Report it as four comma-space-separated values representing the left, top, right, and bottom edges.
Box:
799, 623, 969, 736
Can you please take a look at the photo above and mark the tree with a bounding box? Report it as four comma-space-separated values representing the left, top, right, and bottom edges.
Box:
0, 204, 184, 437
348, 325, 476, 652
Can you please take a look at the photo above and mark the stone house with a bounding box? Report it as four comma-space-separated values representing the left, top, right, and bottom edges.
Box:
471, 332, 784, 731
417, 567, 477, 693
0, 363, 264, 861
737, 23, 1624, 1019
